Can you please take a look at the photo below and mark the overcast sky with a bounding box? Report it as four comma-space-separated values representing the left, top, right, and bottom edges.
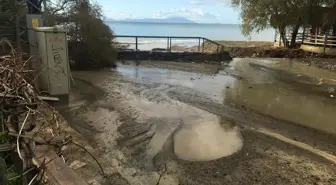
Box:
96, 0, 240, 24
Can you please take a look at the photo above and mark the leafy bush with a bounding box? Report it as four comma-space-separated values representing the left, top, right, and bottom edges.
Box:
48, 0, 117, 69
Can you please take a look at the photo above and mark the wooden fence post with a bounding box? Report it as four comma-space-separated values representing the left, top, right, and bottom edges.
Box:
169, 38, 172, 52
324, 31, 328, 54
198, 38, 201, 52
202, 38, 205, 53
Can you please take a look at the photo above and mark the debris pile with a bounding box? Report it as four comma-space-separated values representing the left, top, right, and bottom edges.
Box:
0, 39, 70, 184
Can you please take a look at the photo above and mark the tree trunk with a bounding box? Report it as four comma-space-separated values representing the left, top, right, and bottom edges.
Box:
290, 24, 300, 48
279, 27, 287, 48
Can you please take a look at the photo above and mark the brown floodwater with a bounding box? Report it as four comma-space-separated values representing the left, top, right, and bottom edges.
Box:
117, 59, 336, 135
226, 59, 336, 135
104, 58, 336, 161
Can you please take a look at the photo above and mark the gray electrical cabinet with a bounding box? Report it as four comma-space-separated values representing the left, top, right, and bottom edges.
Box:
35, 27, 70, 105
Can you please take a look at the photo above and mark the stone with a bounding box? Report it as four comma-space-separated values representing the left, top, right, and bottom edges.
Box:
88, 179, 101, 185
69, 160, 87, 170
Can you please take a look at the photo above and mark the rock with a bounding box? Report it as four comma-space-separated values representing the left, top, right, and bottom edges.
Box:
330, 95, 334, 98
129, 168, 137, 176
328, 87, 335, 93
122, 168, 137, 176
61, 145, 68, 151
69, 160, 87, 170
88, 179, 101, 185
190, 78, 195, 81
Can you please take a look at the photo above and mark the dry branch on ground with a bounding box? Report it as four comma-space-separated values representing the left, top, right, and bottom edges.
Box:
0, 39, 71, 185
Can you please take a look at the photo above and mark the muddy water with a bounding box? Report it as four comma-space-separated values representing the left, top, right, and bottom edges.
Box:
117, 65, 236, 102
226, 59, 336, 134
69, 59, 336, 185
117, 59, 336, 139
116, 64, 243, 161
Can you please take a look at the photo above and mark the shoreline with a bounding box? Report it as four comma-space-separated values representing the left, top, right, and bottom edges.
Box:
171, 40, 336, 72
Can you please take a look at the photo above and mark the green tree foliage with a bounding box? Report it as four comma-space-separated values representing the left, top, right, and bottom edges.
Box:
1, 0, 117, 69
230, 0, 336, 48
0, 0, 27, 46
47, 0, 117, 69
0, 0, 26, 22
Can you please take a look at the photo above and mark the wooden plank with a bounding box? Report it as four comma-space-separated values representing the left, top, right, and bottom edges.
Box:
34, 146, 88, 185
0, 93, 59, 102
303, 41, 336, 47
306, 34, 325, 38
304, 37, 326, 42
0, 143, 14, 152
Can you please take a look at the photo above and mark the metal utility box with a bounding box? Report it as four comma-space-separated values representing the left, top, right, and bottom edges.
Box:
35, 27, 70, 104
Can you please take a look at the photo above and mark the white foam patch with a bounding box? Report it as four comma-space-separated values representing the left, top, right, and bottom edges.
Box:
174, 120, 243, 161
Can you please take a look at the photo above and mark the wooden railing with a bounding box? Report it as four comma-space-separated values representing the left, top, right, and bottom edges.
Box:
285, 33, 304, 43
302, 33, 336, 47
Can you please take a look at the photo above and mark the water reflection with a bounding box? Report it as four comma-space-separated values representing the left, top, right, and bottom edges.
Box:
226, 58, 336, 134
118, 64, 235, 101
117, 59, 336, 135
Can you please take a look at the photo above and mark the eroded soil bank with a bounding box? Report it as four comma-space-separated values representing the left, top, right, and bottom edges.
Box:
62, 59, 336, 185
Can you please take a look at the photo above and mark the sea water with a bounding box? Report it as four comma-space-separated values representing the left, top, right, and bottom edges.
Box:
107, 21, 275, 50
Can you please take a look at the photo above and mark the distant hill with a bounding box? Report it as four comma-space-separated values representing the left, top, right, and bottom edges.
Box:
107, 17, 196, 24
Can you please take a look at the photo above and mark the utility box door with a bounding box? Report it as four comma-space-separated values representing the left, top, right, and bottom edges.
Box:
45, 32, 69, 95
35, 27, 70, 95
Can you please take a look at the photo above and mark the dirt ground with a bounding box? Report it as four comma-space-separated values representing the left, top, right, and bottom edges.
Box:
61, 60, 336, 185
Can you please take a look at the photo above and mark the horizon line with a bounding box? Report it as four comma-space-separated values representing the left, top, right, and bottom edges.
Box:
105, 20, 241, 25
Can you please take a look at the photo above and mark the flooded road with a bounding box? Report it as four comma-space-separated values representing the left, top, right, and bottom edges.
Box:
117, 59, 336, 134
66, 58, 336, 185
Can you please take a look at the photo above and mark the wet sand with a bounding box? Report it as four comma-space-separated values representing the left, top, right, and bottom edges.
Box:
62, 59, 336, 185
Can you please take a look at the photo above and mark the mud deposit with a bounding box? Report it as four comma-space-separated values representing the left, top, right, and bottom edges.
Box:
63, 59, 336, 185
174, 121, 243, 161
